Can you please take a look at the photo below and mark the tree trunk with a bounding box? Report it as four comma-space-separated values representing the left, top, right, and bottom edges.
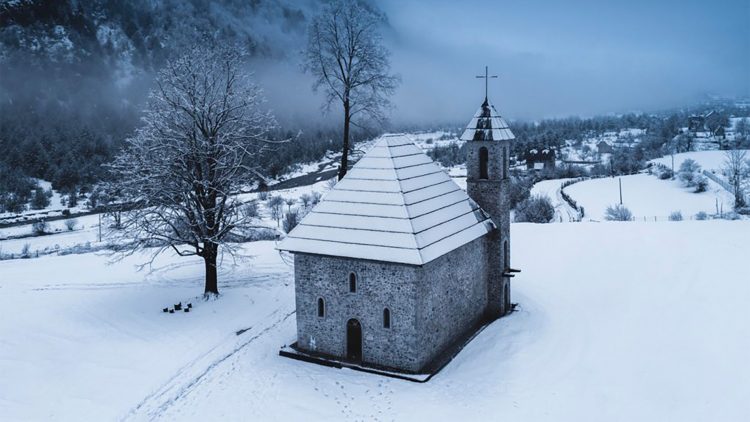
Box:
339, 98, 350, 181
203, 241, 219, 296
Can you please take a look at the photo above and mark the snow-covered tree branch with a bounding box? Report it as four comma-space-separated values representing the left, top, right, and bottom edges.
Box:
107, 45, 277, 297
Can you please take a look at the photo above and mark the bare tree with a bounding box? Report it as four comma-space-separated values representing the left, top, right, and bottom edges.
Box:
723, 149, 749, 209
304, 0, 399, 180
107, 45, 276, 297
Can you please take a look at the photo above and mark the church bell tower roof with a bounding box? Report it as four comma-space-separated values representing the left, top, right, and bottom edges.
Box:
460, 98, 515, 142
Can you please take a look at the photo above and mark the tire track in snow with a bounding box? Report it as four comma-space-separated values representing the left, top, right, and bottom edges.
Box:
121, 308, 295, 421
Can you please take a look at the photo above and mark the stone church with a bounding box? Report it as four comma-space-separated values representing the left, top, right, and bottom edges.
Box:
278, 96, 515, 373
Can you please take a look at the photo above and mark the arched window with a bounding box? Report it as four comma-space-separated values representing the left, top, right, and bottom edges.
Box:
349, 272, 357, 293
479, 147, 489, 179
383, 308, 391, 329
504, 240, 509, 270
317, 298, 325, 317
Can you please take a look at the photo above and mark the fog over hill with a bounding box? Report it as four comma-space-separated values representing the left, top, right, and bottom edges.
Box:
0, 0, 747, 196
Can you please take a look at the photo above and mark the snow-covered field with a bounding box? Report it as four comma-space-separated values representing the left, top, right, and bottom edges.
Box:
565, 174, 734, 221
650, 150, 750, 174
1, 221, 748, 421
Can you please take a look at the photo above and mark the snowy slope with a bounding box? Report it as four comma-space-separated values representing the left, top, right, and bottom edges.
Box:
565, 174, 734, 221
1, 222, 748, 421
650, 150, 750, 174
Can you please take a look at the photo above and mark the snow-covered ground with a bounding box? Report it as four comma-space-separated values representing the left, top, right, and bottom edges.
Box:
408, 131, 460, 151
530, 178, 579, 222
565, 174, 735, 221
650, 150, 750, 175
1, 221, 748, 421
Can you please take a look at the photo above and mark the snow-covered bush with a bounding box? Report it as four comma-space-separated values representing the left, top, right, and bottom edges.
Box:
64, 218, 78, 231
508, 176, 533, 210
695, 211, 708, 220
282, 209, 300, 233
258, 190, 269, 201
310, 191, 322, 205
693, 174, 708, 193
658, 169, 673, 180
515, 195, 555, 223
21, 243, 31, 258
669, 211, 683, 221
678, 159, 701, 187
32, 220, 49, 235
243, 201, 259, 219
605, 204, 633, 221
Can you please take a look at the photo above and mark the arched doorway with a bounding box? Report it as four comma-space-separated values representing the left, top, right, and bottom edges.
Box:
346, 319, 362, 362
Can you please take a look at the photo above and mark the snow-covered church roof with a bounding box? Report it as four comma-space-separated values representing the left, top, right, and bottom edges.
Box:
277, 134, 495, 266
460, 98, 515, 142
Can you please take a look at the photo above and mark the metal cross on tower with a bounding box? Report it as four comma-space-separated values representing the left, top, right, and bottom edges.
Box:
476, 66, 498, 100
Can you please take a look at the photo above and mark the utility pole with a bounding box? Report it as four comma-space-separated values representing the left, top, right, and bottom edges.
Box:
619, 177, 623, 205
98, 213, 102, 243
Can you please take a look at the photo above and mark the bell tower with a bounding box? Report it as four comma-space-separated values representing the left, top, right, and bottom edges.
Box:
462, 69, 514, 318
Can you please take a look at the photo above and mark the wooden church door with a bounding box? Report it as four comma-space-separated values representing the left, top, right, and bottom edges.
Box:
346, 319, 362, 362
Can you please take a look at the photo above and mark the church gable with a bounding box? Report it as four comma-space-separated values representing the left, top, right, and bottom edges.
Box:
277, 134, 495, 265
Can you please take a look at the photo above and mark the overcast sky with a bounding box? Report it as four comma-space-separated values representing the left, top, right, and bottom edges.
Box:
373, 0, 750, 123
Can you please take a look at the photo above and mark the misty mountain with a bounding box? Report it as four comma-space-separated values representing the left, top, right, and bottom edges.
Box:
0, 0, 332, 193
0, 0, 317, 107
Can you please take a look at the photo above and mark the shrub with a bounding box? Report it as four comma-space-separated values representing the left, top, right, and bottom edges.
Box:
605, 204, 633, 221
678, 159, 701, 187
514, 195, 555, 223
32, 220, 49, 235
258, 190, 269, 201
693, 174, 708, 193
243, 201, 259, 219
508, 176, 533, 210
282, 209, 300, 233
658, 169, 673, 180
21, 243, 31, 258
695, 211, 708, 220
64, 218, 78, 231
669, 211, 683, 221
310, 191, 322, 205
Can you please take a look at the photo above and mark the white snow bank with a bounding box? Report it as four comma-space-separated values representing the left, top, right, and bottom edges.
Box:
2, 221, 748, 420
651, 150, 750, 173
565, 174, 734, 221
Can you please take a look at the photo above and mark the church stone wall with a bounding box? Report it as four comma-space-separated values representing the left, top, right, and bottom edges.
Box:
466, 139, 512, 319
413, 236, 489, 369
293, 253, 422, 372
